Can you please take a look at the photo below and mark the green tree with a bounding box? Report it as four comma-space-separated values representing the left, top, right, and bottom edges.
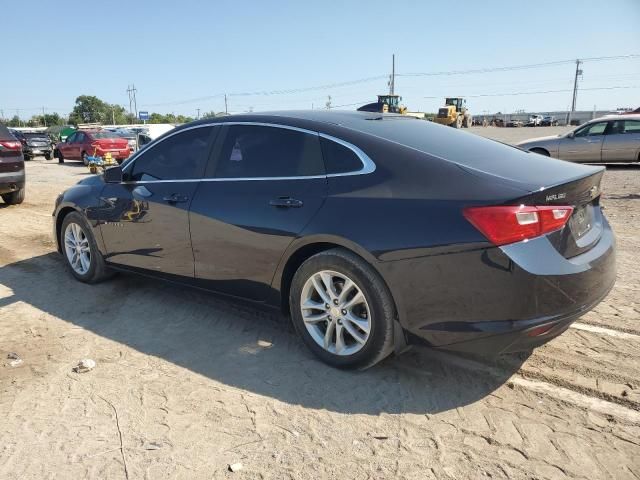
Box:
7, 115, 21, 127
68, 95, 129, 125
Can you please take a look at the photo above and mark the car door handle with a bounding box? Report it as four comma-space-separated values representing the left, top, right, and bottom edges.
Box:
162, 193, 189, 203
269, 197, 304, 208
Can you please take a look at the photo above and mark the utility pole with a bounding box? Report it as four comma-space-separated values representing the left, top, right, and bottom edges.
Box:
126, 85, 133, 123
326, 95, 332, 110
566, 59, 582, 126
196, 108, 200, 119
42, 107, 47, 127
111, 107, 116, 125
389, 53, 396, 95
224, 94, 228, 114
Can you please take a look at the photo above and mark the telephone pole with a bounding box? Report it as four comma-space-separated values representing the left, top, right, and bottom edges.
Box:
126, 84, 138, 123
326, 95, 332, 110
389, 54, 395, 95
224, 94, 228, 114
196, 108, 200, 119
566, 59, 582, 126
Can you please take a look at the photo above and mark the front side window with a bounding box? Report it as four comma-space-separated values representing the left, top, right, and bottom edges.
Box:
574, 122, 608, 137
75, 132, 85, 143
129, 126, 213, 181
212, 125, 324, 178
320, 137, 364, 174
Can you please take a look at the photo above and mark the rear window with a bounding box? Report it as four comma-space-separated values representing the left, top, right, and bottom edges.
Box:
0, 124, 14, 140
90, 132, 120, 139
24, 132, 48, 138
320, 137, 363, 174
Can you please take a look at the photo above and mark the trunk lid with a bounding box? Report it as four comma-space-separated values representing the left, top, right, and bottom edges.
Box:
511, 169, 605, 258
96, 138, 128, 150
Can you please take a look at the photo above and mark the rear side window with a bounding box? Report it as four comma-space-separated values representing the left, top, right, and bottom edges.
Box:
320, 137, 363, 174
129, 126, 213, 181
619, 120, 640, 134
211, 125, 324, 178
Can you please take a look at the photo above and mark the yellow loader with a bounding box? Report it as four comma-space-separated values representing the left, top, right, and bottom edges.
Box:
434, 97, 472, 128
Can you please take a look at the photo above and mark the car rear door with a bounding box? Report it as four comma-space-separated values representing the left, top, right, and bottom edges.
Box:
97, 125, 217, 277
558, 121, 609, 162
190, 123, 327, 301
601, 119, 640, 162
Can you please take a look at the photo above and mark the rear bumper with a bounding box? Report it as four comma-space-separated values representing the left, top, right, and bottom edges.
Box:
95, 148, 130, 160
24, 146, 52, 156
385, 217, 616, 355
0, 170, 25, 194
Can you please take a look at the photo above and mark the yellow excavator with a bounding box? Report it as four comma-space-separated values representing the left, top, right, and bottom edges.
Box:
434, 97, 472, 128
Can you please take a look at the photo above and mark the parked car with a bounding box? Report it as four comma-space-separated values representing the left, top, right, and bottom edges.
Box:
0, 125, 25, 205
9, 129, 53, 160
527, 115, 544, 126
53, 111, 616, 369
108, 128, 138, 152
506, 119, 524, 127
55, 130, 131, 165
541, 116, 559, 127
518, 114, 640, 162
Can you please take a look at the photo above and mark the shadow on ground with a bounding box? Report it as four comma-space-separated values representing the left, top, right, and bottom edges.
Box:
0, 252, 529, 414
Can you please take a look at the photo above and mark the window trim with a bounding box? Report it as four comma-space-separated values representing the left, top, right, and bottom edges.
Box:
121, 121, 375, 184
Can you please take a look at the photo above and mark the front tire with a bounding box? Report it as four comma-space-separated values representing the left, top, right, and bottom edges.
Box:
1, 188, 25, 205
44, 152, 52, 160
289, 248, 395, 370
56, 150, 65, 163
60, 212, 113, 283
82, 151, 89, 166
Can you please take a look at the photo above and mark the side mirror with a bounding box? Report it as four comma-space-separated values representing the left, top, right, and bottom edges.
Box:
566, 131, 575, 139
103, 165, 123, 183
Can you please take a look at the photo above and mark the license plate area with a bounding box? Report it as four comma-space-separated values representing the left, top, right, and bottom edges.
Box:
569, 204, 594, 238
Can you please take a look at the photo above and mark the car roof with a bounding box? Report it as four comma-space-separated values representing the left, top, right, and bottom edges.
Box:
592, 113, 640, 122
179, 109, 420, 137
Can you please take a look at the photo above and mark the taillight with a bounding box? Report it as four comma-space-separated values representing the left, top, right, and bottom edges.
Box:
463, 205, 574, 246
0, 140, 22, 151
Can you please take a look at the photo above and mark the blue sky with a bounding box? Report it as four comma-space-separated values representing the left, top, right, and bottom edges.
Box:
2, 0, 639, 119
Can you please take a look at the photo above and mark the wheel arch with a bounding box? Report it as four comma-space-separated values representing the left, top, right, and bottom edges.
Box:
529, 147, 550, 157
55, 206, 80, 253
273, 236, 405, 330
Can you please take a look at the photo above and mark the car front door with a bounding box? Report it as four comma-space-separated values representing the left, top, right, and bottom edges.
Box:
558, 121, 609, 162
59, 132, 77, 159
602, 119, 640, 162
97, 125, 217, 277
189, 123, 328, 301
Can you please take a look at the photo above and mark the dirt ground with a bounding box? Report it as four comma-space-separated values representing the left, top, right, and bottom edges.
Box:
1, 127, 639, 480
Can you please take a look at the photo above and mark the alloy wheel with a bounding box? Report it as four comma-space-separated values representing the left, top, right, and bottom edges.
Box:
64, 222, 91, 275
300, 270, 371, 356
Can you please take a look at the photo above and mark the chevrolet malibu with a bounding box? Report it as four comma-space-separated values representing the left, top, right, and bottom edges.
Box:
53, 111, 616, 369
518, 114, 640, 163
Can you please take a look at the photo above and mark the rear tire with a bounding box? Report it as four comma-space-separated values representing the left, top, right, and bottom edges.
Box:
289, 248, 396, 370
60, 212, 114, 283
453, 116, 462, 128
463, 115, 472, 128
1, 188, 25, 205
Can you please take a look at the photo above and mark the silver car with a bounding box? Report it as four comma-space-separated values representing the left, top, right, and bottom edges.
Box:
518, 114, 640, 163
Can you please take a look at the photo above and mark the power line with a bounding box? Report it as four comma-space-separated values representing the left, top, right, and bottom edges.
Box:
423, 85, 639, 99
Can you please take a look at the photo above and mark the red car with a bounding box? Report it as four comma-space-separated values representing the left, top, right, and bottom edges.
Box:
55, 130, 130, 165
